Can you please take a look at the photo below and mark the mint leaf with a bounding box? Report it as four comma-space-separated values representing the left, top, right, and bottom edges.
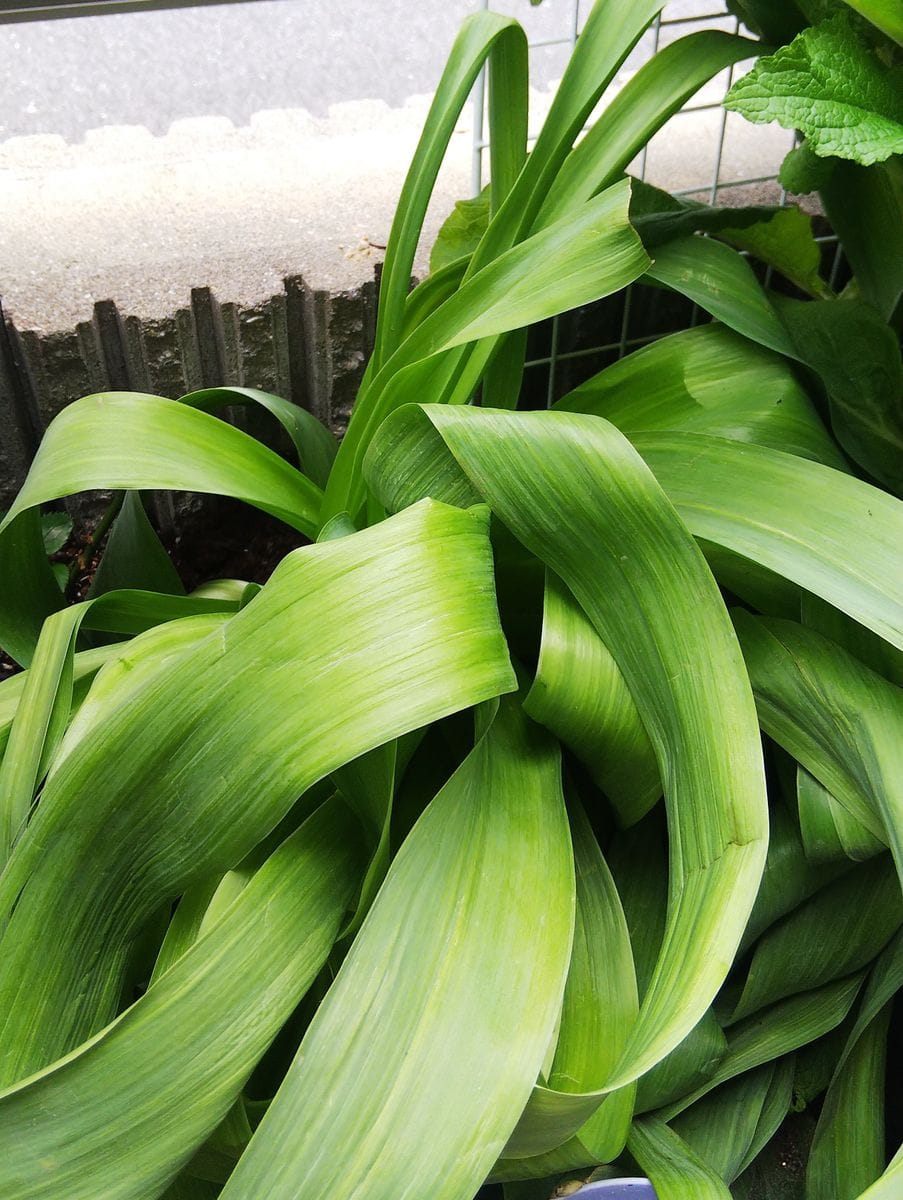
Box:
779, 296, 903, 495
779, 140, 837, 193
429, 189, 490, 274
725, 13, 903, 166
719, 207, 834, 299
40, 511, 73, 556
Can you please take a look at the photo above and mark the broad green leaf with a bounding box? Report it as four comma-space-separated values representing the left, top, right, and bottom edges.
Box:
323, 180, 650, 523
820, 157, 903, 321
725, 0, 808, 45
505, 797, 637, 1161
0, 392, 323, 538
732, 613, 903, 884
797, 764, 885, 864
40, 510, 72, 555
718, 206, 834, 300
88, 491, 184, 599
741, 794, 845, 952
0, 800, 361, 1200
806, 1004, 890, 1200
778, 297, 903, 497
556, 322, 845, 469
217, 696, 575, 1200
839, 0, 903, 45
724, 13, 903, 165
628, 1118, 732, 1199
0, 508, 65, 666
430, 188, 490, 274
644, 237, 799, 359
180, 386, 338, 490
367, 405, 768, 1087
0, 499, 515, 1084
632, 434, 903, 652
780, 138, 837, 194
538, 31, 758, 227
660, 974, 864, 1121
672, 1062, 788, 1183
635, 1011, 728, 1115
730, 856, 902, 1021
524, 573, 659, 827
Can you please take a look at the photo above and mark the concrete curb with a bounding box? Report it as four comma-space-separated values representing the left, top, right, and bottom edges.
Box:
0, 271, 379, 510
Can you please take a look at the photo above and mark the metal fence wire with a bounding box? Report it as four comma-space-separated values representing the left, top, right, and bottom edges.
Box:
469, 0, 841, 405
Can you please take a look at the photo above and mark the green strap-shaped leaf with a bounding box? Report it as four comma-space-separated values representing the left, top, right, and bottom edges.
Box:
0, 603, 236, 864
87, 491, 185, 599
0, 643, 117, 760
672, 1062, 786, 1183
628, 1118, 732, 1199
538, 30, 758, 226
504, 797, 638, 1161
180, 386, 338, 489
659, 973, 864, 1122
730, 856, 902, 1022
366, 405, 768, 1088
806, 1004, 890, 1200
778, 296, 903, 499
323, 180, 650, 523
0, 393, 323, 539
0, 507, 66, 666
632, 433, 903, 652
556, 321, 845, 469
0, 799, 363, 1200
524, 573, 659, 828
741, 796, 845, 953
732, 613, 903, 884
797, 765, 885, 865
644, 236, 799, 359
217, 696, 575, 1200
370, 12, 527, 370
0, 499, 515, 1084
820, 157, 903, 322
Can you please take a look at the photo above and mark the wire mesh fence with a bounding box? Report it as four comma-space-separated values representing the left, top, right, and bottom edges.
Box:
468, 0, 840, 404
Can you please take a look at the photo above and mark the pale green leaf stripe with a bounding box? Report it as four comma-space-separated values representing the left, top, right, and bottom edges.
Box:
524, 573, 659, 828
219, 697, 575, 1200
0, 392, 323, 538
0, 499, 515, 1084
0, 800, 362, 1200
644, 236, 799, 360
628, 1118, 732, 1199
633, 433, 903, 652
366, 406, 768, 1089
505, 798, 638, 1160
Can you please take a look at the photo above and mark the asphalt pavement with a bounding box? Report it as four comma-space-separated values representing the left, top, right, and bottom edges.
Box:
0, 0, 588, 142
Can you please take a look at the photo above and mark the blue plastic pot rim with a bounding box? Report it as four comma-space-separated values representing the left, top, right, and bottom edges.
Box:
572, 1180, 657, 1198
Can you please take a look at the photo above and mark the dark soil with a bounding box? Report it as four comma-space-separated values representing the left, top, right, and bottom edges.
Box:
166, 496, 307, 592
